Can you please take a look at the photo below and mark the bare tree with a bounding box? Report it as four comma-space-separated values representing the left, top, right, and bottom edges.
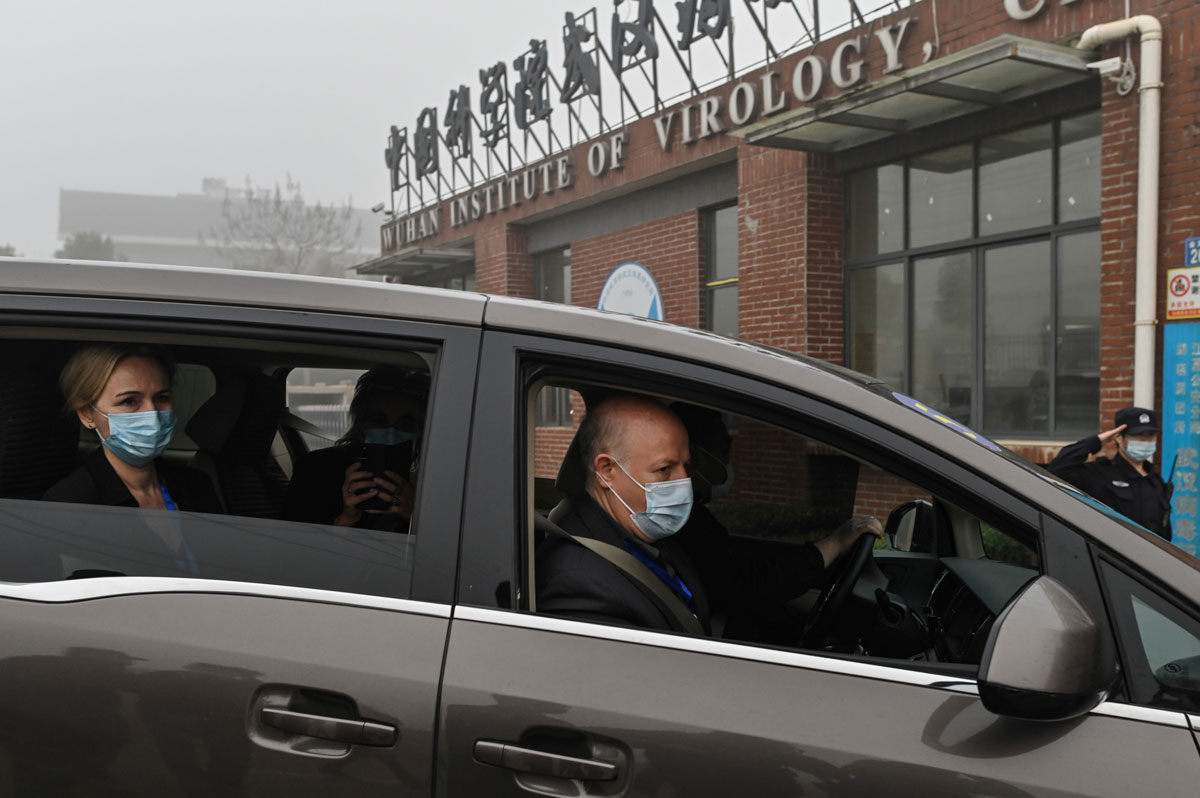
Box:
205, 176, 362, 278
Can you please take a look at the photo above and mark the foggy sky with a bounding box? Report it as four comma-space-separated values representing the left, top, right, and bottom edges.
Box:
0, 0, 579, 258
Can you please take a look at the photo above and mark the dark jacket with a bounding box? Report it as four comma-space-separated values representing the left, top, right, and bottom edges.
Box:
537, 494, 827, 636
282, 445, 411, 531
43, 448, 222, 513
1048, 435, 1173, 541
537, 493, 712, 633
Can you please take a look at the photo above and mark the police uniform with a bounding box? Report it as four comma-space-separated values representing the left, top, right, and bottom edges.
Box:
1047, 408, 1173, 541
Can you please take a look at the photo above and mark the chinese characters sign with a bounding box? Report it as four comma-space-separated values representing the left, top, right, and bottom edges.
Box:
1162, 323, 1200, 558
1167, 268, 1200, 321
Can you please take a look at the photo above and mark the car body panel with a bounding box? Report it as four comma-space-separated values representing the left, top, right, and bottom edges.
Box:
0, 591, 447, 796
439, 610, 1200, 797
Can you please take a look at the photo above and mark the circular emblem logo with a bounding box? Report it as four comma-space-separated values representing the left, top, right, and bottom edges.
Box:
597, 262, 664, 321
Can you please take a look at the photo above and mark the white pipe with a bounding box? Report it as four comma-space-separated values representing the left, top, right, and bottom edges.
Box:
1076, 16, 1163, 409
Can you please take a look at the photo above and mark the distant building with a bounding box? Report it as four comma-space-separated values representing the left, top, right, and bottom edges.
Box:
57, 178, 379, 275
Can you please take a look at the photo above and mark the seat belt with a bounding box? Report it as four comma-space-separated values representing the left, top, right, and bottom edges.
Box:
280, 410, 340, 443
536, 515, 705, 636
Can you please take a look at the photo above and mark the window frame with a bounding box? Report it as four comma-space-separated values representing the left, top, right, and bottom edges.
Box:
0, 293, 479, 605
844, 112, 1102, 439
704, 203, 739, 337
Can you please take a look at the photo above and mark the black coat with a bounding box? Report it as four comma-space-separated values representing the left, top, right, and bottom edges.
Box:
1048, 435, 1173, 541
43, 448, 222, 513
536, 494, 827, 636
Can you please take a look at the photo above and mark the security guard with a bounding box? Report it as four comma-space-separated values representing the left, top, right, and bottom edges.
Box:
1048, 407, 1173, 540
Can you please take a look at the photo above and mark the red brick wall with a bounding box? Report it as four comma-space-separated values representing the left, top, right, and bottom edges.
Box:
571, 210, 704, 328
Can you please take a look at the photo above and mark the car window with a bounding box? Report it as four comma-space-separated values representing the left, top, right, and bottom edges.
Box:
0, 333, 442, 603
1101, 560, 1200, 713
527, 378, 1041, 669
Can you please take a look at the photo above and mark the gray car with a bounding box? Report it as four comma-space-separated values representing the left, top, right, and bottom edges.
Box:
1, 258, 1199, 796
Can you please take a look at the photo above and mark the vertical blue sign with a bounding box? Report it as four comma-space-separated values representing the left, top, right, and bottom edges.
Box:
1162, 323, 1200, 558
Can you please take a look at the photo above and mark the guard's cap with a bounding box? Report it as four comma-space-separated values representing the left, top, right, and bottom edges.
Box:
1115, 406, 1157, 435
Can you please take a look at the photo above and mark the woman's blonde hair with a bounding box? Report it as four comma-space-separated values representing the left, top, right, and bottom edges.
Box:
60, 344, 176, 413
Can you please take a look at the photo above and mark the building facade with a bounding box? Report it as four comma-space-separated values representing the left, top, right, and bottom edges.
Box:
361, 0, 1200, 484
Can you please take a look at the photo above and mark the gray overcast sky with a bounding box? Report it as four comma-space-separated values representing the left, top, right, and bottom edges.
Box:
0, 0, 587, 258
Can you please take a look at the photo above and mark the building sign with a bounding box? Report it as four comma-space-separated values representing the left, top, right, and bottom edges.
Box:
1167, 267, 1200, 321
1186, 236, 1200, 267
1162, 323, 1200, 558
598, 262, 664, 320
379, 0, 1090, 252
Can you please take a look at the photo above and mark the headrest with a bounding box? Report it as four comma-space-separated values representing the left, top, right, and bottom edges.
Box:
554, 433, 587, 497
186, 372, 284, 459
0, 348, 80, 498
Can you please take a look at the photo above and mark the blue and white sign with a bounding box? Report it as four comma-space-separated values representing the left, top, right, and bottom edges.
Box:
1187, 236, 1200, 268
1162, 323, 1200, 558
597, 262, 664, 321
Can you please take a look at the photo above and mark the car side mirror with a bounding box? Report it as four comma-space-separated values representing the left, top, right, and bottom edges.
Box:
883, 500, 933, 553
978, 576, 1116, 721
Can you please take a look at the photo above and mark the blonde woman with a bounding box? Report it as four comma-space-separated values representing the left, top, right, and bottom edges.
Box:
43, 344, 220, 516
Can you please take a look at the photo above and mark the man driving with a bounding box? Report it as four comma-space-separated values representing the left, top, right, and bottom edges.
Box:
536, 393, 881, 635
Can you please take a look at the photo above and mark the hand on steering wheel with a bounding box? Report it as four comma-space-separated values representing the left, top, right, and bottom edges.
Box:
802, 524, 878, 648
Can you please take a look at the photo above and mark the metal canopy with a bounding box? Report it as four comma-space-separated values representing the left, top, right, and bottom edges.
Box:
354, 245, 475, 277
739, 35, 1097, 154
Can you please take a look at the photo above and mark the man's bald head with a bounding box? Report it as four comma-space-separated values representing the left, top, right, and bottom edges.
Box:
579, 393, 688, 493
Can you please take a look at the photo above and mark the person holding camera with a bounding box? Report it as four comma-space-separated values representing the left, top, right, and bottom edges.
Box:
283, 365, 428, 532
1047, 406, 1173, 541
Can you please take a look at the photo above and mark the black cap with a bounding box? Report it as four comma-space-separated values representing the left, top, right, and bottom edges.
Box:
1115, 406, 1157, 435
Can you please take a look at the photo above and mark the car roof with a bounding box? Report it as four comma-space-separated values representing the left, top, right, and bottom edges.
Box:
4, 258, 1198, 597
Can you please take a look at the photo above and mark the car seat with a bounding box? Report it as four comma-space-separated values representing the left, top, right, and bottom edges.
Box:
0, 347, 81, 500
186, 371, 289, 518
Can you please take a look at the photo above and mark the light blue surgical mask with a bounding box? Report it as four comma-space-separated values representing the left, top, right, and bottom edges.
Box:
92, 407, 177, 467
1125, 440, 1157, 462
363, 427, 416, 447
601, 459, 694, 541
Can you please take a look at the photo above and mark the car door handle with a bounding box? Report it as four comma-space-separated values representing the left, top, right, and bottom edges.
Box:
260, 706, 398, 747
473, 740, 618, 781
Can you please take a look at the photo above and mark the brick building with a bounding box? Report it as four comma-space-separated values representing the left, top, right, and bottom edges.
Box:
360, 0, 1200, 485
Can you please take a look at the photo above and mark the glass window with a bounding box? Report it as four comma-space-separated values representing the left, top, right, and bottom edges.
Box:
913, 252, 973, 426
706, 205, 738, 337
534, 247, 571, 304
845, 113, 1101, 439
978, 124, 1052, 236
286, 367, 359, 448
1059, 111, 1102, 223
909, 144, 973, 249
848, 164, 905, 257
848, 263, 905, 388
984, 240, 1052, 436
534, 248, 574, 427
1056, 231, 1101, 433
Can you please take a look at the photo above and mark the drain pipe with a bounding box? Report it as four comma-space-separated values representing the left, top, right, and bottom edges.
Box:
1076, 16, 1162, 409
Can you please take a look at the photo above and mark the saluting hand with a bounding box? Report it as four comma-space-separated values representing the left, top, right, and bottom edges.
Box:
1098, 424, 1127, 446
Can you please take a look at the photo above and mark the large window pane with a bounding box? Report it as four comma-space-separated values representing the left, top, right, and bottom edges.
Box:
709, 205, 739, 282
913, 252, 973, 425
909, 145, 973, 249
534, 247, 571, 303
709, 285, 738, 338
984, 241, 1052, 435
848, 164, 905, 257
849, 263, 905, 387
1059, 111, 1102, 222
979, 124, 1052, 236
1056, 231, 1101, 433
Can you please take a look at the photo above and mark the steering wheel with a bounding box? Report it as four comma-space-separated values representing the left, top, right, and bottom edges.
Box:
801, 531, 875, 648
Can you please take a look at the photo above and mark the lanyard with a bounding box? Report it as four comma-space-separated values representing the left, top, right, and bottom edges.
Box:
621, 540, 697, 615
158, 480, 198, 574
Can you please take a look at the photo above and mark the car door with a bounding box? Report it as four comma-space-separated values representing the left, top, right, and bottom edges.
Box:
440, 329, 1200, 797
0, 292, 479, 796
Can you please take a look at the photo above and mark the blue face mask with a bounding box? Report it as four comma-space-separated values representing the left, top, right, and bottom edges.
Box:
602, 459, 694, 541
363, 427, 416, 447
1125, 440, 1157, 462
92, 407, 177, 467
